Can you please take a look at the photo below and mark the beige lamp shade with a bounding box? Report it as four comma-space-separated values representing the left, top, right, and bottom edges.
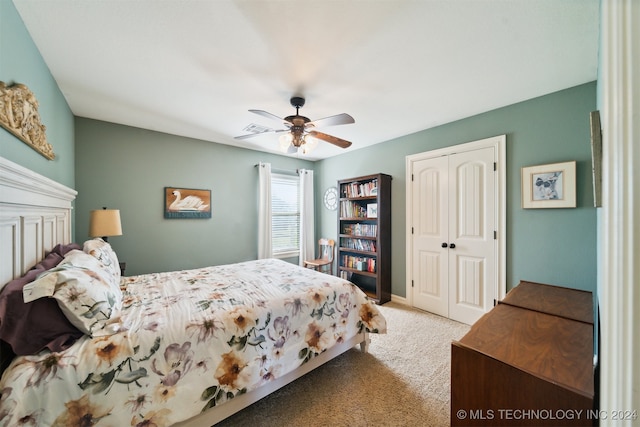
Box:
89, 208, 122, 239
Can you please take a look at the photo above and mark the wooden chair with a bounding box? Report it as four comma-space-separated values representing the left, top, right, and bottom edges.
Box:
304, 238, 335, 274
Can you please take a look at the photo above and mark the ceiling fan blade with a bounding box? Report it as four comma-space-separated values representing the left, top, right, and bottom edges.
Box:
308, 131, 352, 149
306, 113, 355, 128
234, 129, 288, 140
249, 109, 291, 126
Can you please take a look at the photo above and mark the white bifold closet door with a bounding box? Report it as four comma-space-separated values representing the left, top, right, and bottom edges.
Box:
410, 146, 496, 325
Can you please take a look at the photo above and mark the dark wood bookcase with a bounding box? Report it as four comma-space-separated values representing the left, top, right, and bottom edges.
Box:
337, 173, 391, 304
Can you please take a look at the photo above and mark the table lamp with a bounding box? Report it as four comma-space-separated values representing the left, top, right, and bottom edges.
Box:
89, 207, 122, 242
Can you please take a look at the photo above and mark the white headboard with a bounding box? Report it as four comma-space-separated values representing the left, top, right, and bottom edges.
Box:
0, 156, 77, 288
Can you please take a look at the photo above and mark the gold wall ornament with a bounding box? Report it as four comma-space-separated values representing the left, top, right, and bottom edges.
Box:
0, 81, 55, 160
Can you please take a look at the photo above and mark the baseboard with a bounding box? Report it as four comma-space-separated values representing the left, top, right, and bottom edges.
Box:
390, 294, 408, 305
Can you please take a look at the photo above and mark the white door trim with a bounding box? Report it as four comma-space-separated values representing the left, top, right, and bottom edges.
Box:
598, 0, 640, 420
405, 135, 507, 308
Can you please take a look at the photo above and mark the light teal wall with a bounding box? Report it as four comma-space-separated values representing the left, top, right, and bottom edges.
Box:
0, 0, 75, 189
316, 82, 597, 298
74, 118, 314, 276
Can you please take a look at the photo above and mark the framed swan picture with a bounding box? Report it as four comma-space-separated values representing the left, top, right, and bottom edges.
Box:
164, 187, 211, 219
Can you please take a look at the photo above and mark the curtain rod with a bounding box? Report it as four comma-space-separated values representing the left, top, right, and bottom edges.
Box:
254, 163, 301, 175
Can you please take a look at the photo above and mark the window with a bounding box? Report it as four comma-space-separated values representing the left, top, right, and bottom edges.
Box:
271, 173, 300, 257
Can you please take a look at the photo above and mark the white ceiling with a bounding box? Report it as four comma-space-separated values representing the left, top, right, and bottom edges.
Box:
13, 0, 599, 161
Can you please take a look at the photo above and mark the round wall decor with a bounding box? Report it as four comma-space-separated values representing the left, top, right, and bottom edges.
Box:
323, 187, 338, 210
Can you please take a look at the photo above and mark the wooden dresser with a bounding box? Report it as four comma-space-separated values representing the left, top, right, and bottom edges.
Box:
451, 281, 596, 426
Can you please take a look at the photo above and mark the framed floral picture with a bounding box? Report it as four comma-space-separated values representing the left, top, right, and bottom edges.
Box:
521, 161, 576, 209
164, 187, 211, 218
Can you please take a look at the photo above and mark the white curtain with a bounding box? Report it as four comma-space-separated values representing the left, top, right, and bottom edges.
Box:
257, 162, 272, 259
298, 169, 315, 266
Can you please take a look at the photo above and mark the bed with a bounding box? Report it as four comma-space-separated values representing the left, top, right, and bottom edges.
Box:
0, 156, 387, 427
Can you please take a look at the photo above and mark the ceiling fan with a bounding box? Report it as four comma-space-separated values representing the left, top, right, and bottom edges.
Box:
235, 96, 354, 154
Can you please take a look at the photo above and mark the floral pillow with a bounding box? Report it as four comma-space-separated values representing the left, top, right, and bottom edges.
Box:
0, 251, 83, 355
23, 249, 123, 337
83, 238, 121, 281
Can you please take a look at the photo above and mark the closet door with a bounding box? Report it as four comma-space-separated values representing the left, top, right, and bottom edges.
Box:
410, 155, 449, 317
447, 147, 496, 325
409, 146, 496, 325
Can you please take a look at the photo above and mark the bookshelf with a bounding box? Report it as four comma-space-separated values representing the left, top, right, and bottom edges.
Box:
337, 173, 392, 304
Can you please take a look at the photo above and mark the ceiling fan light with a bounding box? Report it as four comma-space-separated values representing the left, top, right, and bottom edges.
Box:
302, 135, 318, 154
279, 133, 293, 152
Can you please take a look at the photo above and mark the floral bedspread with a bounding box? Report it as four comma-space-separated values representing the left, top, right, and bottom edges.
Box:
0, 259, 386, 427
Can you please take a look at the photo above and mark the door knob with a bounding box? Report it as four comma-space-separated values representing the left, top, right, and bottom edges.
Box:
441, 243, 448, 248
449, 243, 456, 249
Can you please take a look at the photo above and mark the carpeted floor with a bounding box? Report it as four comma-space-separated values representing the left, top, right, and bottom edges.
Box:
216, 301, 470, 427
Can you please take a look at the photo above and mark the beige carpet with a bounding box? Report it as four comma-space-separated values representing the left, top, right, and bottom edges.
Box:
216, 301, 470, 427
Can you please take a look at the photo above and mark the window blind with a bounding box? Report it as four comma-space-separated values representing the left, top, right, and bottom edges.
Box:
271, 173, 300, 255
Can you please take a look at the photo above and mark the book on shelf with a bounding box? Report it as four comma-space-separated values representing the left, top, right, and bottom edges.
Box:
341, 223, 377, 237
340, 255, 376, 273
341, 179, 378, 198
340, 237, 377, 252
339, 270, 353, 280
340, 201, 368, 218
